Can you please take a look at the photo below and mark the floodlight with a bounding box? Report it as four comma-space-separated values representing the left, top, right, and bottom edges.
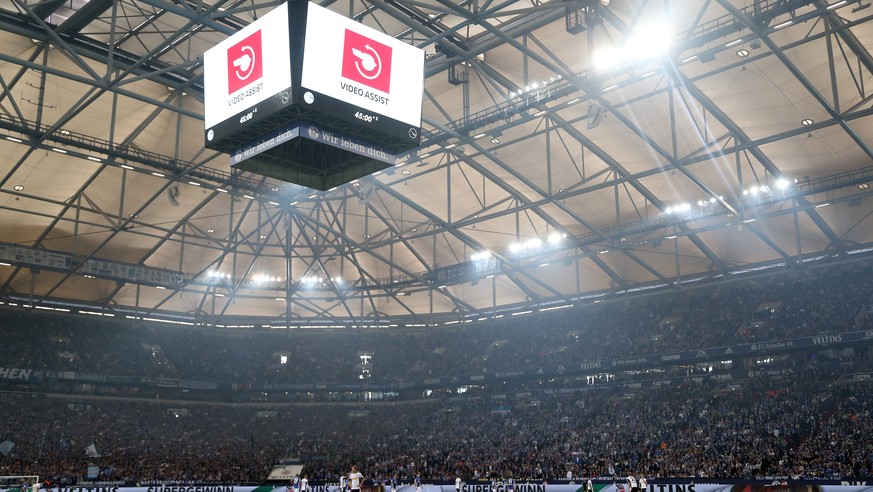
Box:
591, 46, 621, 71
626, 21, 672, 60
472, 251, 492, 261
252, 274, 271, 284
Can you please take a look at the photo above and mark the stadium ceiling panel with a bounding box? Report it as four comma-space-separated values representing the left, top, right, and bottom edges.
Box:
2, 0, 873, 326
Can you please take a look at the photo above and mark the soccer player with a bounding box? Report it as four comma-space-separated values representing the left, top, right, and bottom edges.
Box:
349, 466, 364, 492
627, 474, 638, 492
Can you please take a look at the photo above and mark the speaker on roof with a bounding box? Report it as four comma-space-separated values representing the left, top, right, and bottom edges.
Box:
587, 101, 604, 129
167, 183, 181, 206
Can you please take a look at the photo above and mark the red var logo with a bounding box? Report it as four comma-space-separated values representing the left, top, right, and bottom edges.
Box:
341, 29, 392, 93
227, 30, 263, 94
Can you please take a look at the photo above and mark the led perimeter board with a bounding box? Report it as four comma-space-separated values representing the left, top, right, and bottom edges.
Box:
203, 1, 425, 190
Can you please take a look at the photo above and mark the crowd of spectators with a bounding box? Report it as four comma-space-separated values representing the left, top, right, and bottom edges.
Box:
0, 266, 872, 386
2, 264, 873, 484
0, 370, 871, 484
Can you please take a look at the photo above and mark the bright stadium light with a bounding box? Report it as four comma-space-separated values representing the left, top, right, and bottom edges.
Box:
471, 251, 492, 261
252, 274, 275, 284
300, 275, 321, 286
665, 203, 691, 214
548, 232, 563, 245
525, 237, 542, 249
592, 46, 621, 71
593, 20, 672, 72
626, 20, 673, 60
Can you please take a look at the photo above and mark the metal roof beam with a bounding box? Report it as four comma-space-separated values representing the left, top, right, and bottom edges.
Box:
369, 172, 568, 304
292, 203, 479, 314
57, 0, 113, 32
712, 0, 850, 251
814, 0, 873, 77
429, 0, 735, 274
0, 9, 206, 94
318, 199, 428, 322
424, 116, 635, 293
